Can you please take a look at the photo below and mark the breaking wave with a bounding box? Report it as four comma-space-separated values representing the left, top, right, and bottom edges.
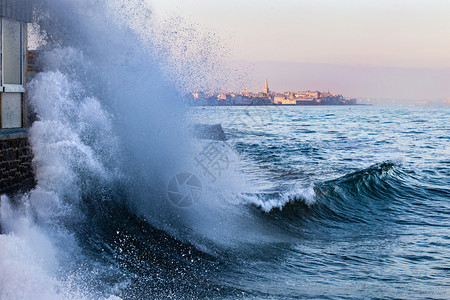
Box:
247, 162, 417, 224
1, 0, 448, 299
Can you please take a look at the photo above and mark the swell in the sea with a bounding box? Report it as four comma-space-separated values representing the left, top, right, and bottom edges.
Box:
2, 1, 448, 299
242, 160, 449, 240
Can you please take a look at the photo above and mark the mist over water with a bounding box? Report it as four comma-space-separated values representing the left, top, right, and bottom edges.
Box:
0, 1, 449, 299
2, 0, 203, 298
1, 0, 265, 298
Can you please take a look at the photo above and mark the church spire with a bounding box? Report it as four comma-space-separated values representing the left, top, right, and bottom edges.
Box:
264, 76, 269, 94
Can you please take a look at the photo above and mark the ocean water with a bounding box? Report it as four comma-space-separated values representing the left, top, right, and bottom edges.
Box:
189, 105, 450, 299
1, 0, 449, 299
2, 104, 449, 299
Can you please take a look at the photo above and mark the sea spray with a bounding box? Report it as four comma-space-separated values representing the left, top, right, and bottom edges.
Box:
31, 0, 281, 249
2, 0, 255, 297
0, 2, 446, 297
2, 0, 306, 298
1, 44, 124, 297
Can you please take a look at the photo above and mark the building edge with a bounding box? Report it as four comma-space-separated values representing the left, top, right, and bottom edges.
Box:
0, 0, 36, 234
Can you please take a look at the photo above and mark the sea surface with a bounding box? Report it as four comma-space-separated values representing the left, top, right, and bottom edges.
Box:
1, 103, 449, 299
185, 105, 450, 299
1, 1, 449, 297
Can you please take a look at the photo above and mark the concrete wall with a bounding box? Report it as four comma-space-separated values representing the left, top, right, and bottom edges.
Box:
0, 129, 34, 194
0, 0, 33, 23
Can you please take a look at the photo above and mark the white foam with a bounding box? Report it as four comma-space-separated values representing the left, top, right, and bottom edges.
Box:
2, 0, 269, 296
241, 184, 317, 213
0, 234, 62, 300
1, 44, 122, 299
0, 195, 91, 300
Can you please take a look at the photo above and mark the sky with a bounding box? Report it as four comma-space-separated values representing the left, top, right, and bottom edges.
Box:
150, 0, 450, 102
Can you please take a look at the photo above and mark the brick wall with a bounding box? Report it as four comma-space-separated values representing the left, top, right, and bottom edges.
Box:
0, 135, 35, 194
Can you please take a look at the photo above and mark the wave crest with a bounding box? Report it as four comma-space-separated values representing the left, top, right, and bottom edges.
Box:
249, 162, 405, 223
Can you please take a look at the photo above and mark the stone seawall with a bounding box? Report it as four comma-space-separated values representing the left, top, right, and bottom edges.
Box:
0, 130, 35, 194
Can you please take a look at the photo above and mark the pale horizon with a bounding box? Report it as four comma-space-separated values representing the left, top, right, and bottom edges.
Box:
150, 0, 450, 102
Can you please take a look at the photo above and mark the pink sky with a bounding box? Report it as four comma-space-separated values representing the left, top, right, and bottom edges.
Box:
150, 0, 450, 101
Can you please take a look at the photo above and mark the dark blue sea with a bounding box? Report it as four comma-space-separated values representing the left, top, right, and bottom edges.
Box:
1, 1, 449, 297
184, 105, 449, 299
2, 102, 449, 299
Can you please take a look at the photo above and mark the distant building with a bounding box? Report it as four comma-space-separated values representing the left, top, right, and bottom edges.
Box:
274, 96, 296, 105
192, 91, 205, 99
263, 77, 270, 94
274, 95, 285, 104
295, 91, 320, 101
205, 96, 218, 106
232, 95, 253, 105
251, 97, 273, 105
186, 84, 355, 107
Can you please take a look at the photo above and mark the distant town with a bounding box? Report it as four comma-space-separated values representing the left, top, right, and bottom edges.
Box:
185, 77, 358, 106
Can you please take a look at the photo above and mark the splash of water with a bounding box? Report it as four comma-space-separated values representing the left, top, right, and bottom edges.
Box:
0, 0, 261, 297
2, 0, 195, 297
